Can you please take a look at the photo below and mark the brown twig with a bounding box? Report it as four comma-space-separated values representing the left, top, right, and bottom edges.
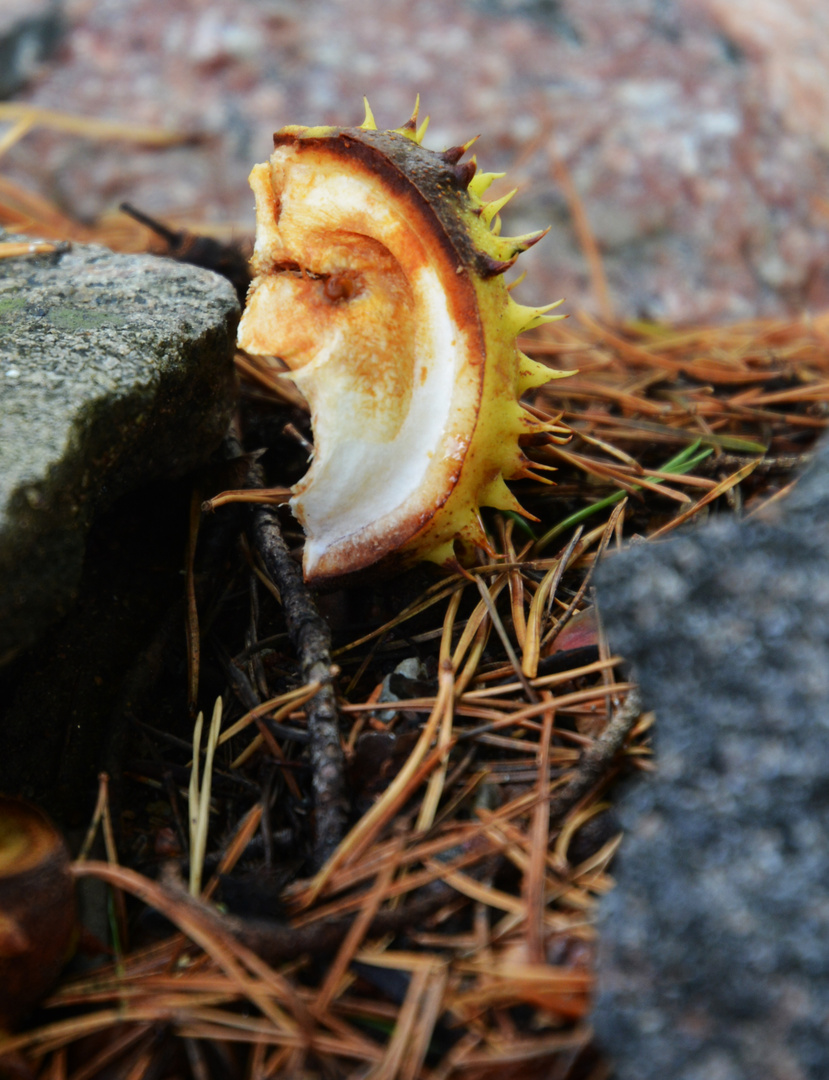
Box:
547, 687, 642, 827
250, 504, 348, 869
74, 859, 457, 968
210, 423, 349, 869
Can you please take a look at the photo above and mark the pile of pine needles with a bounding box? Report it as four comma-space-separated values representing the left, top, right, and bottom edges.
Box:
2, 106, 829, 1080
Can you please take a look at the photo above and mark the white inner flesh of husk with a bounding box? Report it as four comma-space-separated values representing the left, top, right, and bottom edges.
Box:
296, 264, 464, 573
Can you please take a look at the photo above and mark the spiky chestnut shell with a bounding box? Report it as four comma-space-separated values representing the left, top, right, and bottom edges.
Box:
237, 102, 569, 583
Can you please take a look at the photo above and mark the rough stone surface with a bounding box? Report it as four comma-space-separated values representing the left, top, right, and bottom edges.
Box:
0, 0, 63, 99
0, 236, 238, 660
4, 0, 829, 322
592, 440, 829, 1080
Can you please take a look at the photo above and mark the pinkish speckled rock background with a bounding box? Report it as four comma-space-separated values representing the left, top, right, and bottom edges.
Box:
5, 0, 829, 322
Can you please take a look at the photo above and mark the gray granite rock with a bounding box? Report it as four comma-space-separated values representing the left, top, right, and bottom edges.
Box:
592, 442, 829, 1079
0, 0, 63, 99
0, 237, 238, 661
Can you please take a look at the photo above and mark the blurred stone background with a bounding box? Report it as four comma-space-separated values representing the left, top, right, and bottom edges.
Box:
4, 0, 829, 323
